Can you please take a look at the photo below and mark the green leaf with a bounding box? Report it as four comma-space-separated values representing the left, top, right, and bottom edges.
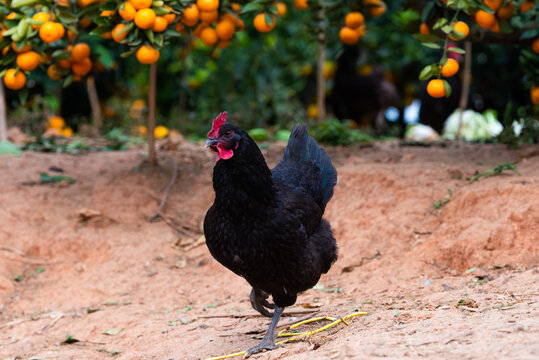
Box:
102, 328, 123, 335
421, 42, 442, 49
40, 173, 76, 184
11, 0, 37, 8
36, 267, 45, 274
432, 18, 448, 30
447, 46, 465, 54
0, 141, 21, 156
443, 79, 452, 98
52, 49, 71, 60
264, 13, 274, 27
62, 333, 80, 344
240, 2, 263, 14
144, 28, 154, 44
418, 64, 437, 81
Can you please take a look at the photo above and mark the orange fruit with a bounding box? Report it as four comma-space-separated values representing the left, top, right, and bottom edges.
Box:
154, 125, 169, 139
11, 42, 31, 53
356, 24, 366, 38
496, 2, 515, 19
193, 23, 209, 37
532, 38, 539, 54
136, 45, 160, 64
519, 1, 534, 12
484, 0, 501, 11
253, 13, 275, 33
77, 0, 94, 7
58, 58, 71, 69
135, 8, 156, 29
449, 21, 469, 40
163, 5, 176, 24
440, 58, 459, 77
56, 0, 70, 6
217, 40, 230, 48
68, 29, 77, 41
72, 58, 92, 76
62, 127, 74, 137
345, 12, 364, 29
476, 10, 496, 29
364, 0, 386, 17
294, 0, 308, 10
152, 16, 168, 32
131, 0, 152, 10
100, 10, 115, 17
31, 12, 50, 30
47, 116, 65, 130
215, 20, 235, 40
231, 2, 242, 13
181, 4, 200, 26
16, 51, 40, 71
3, 69, 26, 90
200, 11, 218, 23
79, 17, 92, 28
197, 0, 219, 12
6, 12, 16, 20
491, 20, 500, 32
420, 23, 429, 34
47, 64, 62, 80
339, 26, 359, 45
427, 79, 446, 98
70, 43, 90, 62
200, 27, 218, 45
112, 23, 129, 43
531, 86, 539, 105
176, 22, 186, 33
39, 22, 64, 43
275, 2, 287, 16
119, 2, 136, 21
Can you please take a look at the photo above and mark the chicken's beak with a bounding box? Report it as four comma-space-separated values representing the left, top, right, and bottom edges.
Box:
205, 139, 219, 148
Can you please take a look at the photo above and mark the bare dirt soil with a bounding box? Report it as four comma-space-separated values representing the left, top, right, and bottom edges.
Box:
0, 140, 538, 360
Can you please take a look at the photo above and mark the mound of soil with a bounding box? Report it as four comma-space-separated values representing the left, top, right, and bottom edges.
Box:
0, 140, 537, 359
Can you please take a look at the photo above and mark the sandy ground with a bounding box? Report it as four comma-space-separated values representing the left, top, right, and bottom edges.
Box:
0, 140, 538, 360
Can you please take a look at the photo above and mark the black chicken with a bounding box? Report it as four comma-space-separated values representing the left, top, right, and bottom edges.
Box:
204, 112, 338, 357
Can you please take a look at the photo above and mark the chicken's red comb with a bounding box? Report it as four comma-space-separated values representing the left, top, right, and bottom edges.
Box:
208, 111, 227, 138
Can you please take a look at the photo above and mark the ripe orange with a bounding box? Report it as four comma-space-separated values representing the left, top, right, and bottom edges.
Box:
57, 0, 70, 5
6, 12, 16, 20
200, 27, 218, 46
427, 79, 446, 98
231, 2, 242, 13
294, 0, 308, 10
72, 58, 92, 76
154, 125, 169, 139
131, 0, 152, 10
339, 26, 359, 45
200, 11, 218, 23
476, 10, 496, 29
135, 8, 156, 29
62, 127, 74, 137
16, 51, 40, 71
253, 13, 275, 33
420, 23, 429, 34
152, 16, 168, 32
356, 24, 366, 38
176, 22, 186, 34
217, 40, 230, 49
11, 42, 31, 53
47, 64, 62, 80
163, 5, 177, 24
440, 58, 459, 77
47, 116, 65, 130
58, 58, 71, 69
484, 0, 501, 11
275, 2, 287, 16
136, 45, 160, 64
197, 0, 219, 12
449, 21, 469, 40
365, 0, 387, 18
519, 1, 534, 13
193, 23, 209, 37
76, 0, 94, 7
39, 22, 64, 43
531, 86, 539, 105
345, 12, 365, 29
119, 2, 136, 21
532, 38, 539, 54
181, 4, 200, 26
100, 10, 115, 17
3, 69, 26, 90
79, 17, 92, 28
491, 20, 500, 32
496, 2, 515, 19
112, 23, 129, 43
31, 12, 50, 30
70, 43, 90, 62
215, 20, 235, 41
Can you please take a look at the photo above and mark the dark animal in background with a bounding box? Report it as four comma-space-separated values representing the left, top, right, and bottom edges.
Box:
331, 46, 400, 134
204, 112, 338, 357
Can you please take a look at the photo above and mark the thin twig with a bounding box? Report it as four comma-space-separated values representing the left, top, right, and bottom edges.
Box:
148, 155, 179, 222
41, 313, 64, 332
341, 249, 381, 273
0, 245, 26, 256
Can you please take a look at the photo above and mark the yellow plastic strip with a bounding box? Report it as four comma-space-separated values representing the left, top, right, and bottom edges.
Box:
204, 311, 367, 360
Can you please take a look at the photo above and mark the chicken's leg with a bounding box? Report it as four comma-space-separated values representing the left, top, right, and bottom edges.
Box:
249, 288, 275, 317
244, 306, 283, 358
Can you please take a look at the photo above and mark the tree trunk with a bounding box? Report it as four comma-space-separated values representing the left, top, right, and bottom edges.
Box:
457, 41, 472, 140
86, 76, 102, 131
0, 82, 6, 142
148, 62, 157, 167
316, 0, 326, 123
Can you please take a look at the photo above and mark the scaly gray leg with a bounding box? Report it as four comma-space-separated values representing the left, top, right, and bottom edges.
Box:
244, 306, 283, 358
249, 288, 275, 318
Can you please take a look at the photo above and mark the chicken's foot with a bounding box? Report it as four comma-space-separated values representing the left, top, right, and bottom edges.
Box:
244, 306, 283, 358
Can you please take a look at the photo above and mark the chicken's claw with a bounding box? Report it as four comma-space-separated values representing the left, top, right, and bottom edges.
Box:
249, 288, 274, 317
